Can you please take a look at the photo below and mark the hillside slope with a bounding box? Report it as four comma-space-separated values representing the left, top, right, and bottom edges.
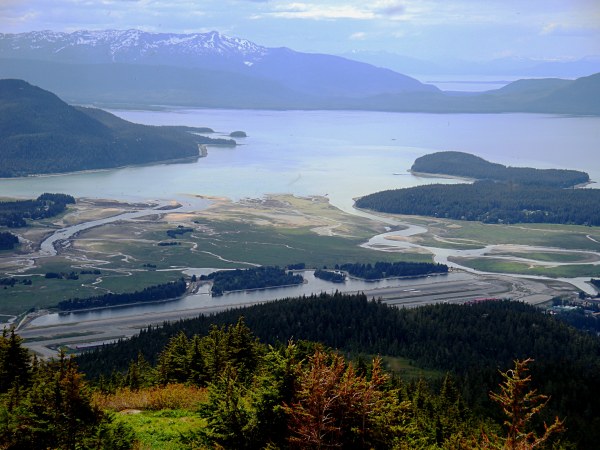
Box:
0, 79, 231, 176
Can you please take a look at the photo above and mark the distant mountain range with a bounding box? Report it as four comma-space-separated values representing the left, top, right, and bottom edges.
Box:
0, 30, 599, 114
0, 79, 232, 177
0, 30, 436, 105
341, 51, 600, 79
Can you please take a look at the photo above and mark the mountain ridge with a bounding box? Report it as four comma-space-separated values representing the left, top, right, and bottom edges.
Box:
0, 29, 437, 99
1, 30, 599, 114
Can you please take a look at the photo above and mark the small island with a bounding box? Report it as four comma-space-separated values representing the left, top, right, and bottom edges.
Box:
229, 130, 247, 138
338, 261, 448, 280
411, 151, 589, 188
314, 269, 346, 283
200, 266, 304, 296
57, 279, 187, 311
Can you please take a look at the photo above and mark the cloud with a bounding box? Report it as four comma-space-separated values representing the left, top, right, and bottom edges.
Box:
266, 3, 375, 20
540, 22, 600, 37
541, 22, 559, 35
373, 1, 406, 17
349, 31, 367, 40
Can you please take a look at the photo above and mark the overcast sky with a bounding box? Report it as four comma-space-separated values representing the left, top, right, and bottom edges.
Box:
1, 0, 599, 61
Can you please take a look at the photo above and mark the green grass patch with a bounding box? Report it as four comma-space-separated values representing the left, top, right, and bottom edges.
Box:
439, 221, 600, 251
415, 236, 485, 250
114, 409, 205, 450
381, 355, 442, 380
528, 264, 600, 278
491, 251, 593, 263
0, 264, 179, 316
192, 220, 431, 268
451, 257, 600, 278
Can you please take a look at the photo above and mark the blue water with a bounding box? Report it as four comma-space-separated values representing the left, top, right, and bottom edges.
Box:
1, 110, 597, 214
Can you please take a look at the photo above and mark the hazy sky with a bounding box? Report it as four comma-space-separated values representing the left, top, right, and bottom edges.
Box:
2, 0, 599, 61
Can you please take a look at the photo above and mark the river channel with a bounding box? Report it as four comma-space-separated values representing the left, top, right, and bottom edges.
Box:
6, 109, 600, 327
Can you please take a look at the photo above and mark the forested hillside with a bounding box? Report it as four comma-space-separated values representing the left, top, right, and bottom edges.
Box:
357, 152, 598, 225
356, 181, 600, 225
77, 293, 600, 447
0, 79, 234, 176
3, 322, 567, 449
411, 151, 589, 188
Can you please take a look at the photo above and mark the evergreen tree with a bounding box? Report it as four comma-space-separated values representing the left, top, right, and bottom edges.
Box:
485, 358, 565, 449
0, 330, 30, 393
157, 332, 190, 385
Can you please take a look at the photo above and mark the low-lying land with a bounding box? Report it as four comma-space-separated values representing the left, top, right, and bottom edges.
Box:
0, 194, 415, 317
2, 189, 598, 328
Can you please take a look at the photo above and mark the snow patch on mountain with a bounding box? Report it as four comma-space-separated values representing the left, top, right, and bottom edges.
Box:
0, 29, 269, 62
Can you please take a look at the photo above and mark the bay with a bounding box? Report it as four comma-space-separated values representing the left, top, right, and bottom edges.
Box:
0, 110, 597, 215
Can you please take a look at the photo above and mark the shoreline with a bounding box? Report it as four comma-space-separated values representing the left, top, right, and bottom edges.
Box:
408, 170, 476, 183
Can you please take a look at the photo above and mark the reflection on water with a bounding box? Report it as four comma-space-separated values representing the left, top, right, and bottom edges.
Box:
29, 271, 474, 327
0, 110, 597, 216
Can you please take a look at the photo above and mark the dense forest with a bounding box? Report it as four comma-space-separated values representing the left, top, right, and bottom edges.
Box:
360, 152, 599, 225
0, 330, 134, 449
356, 180, 600, 225
200, 266, 304, 296
77, 293, 600, 447
313, 268, 346, 283
338, 261, 448, 280
4, 324, 566, 449
0, 231, 18, 250
0, 79, 235, 177
57, 278, 187, 311
0, 277, 31, 287
411, 151, 589, 188
0, 193, 75, 227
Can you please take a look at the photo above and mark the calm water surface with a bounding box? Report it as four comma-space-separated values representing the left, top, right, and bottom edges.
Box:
1, 110, 597, 214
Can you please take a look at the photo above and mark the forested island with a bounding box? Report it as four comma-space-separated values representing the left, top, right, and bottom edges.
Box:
357, 152, 600, 225
75, 293, 600, 448
338, 261, 448, 280
0, 79, 235, 177
200, 266, 304, 296
56, 279, 187, 311
411, 151, 590, 188
313, 268, 346, 283
0, 193, 75, 227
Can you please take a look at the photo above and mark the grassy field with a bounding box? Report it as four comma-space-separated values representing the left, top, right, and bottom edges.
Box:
490, 251, 594, 263
398, 215, 600, 252
114, 409, 204, 450
0, 257, 181, 316
0, 196, 429, 316
380, 355, 442, 380
451, 257, 600, 278
4, 196, 600, 317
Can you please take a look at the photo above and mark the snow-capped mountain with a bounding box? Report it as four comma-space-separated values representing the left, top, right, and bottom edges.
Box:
0, 29, 268, 68
0, 29, 438, 103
